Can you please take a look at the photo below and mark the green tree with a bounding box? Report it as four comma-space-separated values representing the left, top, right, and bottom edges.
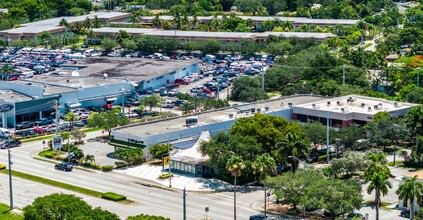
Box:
71, 129, 86, 144
87, 111, 129, 137
83, 154, 95, 164
252, 153, 276, 216
278, 132, 310, 172
23, 193, 119, 220
226, 155, 246, 220
101, 37, 117, 54
59, 18, 69, 27
149, 144, 170, 159
60, 131, 71, 145
121, 39, 137, 52
142, 95, 162, 111
64, 112, 79, 129
115, 148, 144, 166
201, 39, 221, 55
267, 169, 305, 210
397, 176, 423, 220
231, 76, 269, 102
127, 214, 170, 220
303, 178, 363, 220
405, 105, 423, 138
116, 30, 132, 44
364, 152, 391, 220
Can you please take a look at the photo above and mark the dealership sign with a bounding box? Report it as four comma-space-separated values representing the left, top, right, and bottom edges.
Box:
0, 103, 14, 113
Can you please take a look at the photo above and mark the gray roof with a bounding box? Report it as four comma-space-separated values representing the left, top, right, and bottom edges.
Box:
0, 90, 32, 102
139, 15, 359, 25
93, 27, 335, 40
0, 11, 130, 35
61, 57, 199, 83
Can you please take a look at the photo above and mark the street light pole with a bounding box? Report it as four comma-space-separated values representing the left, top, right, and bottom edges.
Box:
8, 146, 13, 210
162, 134, 172, 188
326, 112, 330, 163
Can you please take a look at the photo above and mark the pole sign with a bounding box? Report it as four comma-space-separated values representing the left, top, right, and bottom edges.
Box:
0, 103, 14, 113
52, 135, 63, 150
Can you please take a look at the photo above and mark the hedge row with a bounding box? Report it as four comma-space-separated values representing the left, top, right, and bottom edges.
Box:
101, 192, 126, 201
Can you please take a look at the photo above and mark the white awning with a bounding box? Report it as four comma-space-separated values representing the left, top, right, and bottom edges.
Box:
106, 97, 117, 101
66, 103, 81, 108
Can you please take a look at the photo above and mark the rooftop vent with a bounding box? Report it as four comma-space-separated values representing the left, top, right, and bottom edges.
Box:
312, 104, 320, 109
337, 101, 344, 106
229, 113, 233, 118
368, 106, 372, 112
265, 106, 269, 111
361, 103, 366, 108
257, 108, 261, 112
327, 101, 331, 106
394, 102, 402, 108
288, 103, 293, 108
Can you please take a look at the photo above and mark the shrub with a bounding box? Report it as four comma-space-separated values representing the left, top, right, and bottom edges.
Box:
318, 155, 327, 162
115, 161, 125, 168
0, 164, 5, 170
127, 214, 170, 220
101, 192, 126, 201
159, 173, 174, 179
89, 162, 101, 169
101, 165, 113, 172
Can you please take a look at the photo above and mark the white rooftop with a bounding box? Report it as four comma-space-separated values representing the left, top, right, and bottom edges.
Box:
295, 95, 416, 115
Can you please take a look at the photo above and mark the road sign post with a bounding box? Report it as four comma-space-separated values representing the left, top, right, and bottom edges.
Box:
205, 207, 209, 220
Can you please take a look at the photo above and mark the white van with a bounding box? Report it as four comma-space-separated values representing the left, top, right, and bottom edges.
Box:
20, 71, 35, 78
0, 128, 11, 139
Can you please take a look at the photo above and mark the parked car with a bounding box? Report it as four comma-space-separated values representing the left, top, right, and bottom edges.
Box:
35, 118, 53, 126
0, 140, 22, 149
161, 101, 175, 108
249, 214, 274, 220
167, 89, 180, 97
54, 162, 73, 171
32, 127, 47, 134
16, 121, 34, 130
347, 212, 365, 220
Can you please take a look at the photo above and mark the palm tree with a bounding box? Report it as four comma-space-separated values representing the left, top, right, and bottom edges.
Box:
278, 132, 310, 172
226, 155, 246, 220
397, 176, 423, 220
84, 154, 95, 164
64, 112, 79, 130
252, 153, 276, 217
366, 171, 392, 220
364, 152, 391, 220
152, 14, 162, 28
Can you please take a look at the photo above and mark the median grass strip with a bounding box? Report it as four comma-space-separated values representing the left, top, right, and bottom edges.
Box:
21, 135, 54, 143
0, 169, 128, 202
0, 203, 23, 220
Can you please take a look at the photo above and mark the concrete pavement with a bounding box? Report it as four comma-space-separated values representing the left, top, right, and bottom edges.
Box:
0, 133, 261, 219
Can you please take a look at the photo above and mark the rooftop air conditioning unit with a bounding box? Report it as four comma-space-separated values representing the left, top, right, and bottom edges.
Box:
327, 101, 331, 106
257, 108, 261, 112
341, 108, 344, 112
288, 103, 293, 108
350, 97, 357, 102
265, 106, 269, 111
368, 106, 372, 112
186, 117, 198, 126
374, 105, 379, 110
361, 103, 366, 108
229, 113, 233, 118
394, 102, 402, 108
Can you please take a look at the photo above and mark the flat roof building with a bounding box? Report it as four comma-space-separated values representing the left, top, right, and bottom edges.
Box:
0, 11, 131, 41
93, 27, 335, 43
293, 95, 416, 128
111, 95, 327, 149
0, 57, 199, 129
138, 15, 359, 30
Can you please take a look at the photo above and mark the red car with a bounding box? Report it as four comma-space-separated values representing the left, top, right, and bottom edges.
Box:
32, 126, 46, 134
8, 76, 19, 81
175, 78, 189, 85
104, 104, 113, 110
203, 88, 212, 93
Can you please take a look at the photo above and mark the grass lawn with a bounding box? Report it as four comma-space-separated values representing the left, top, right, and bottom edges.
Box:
21, 135, 54, 143
0, 203, 23, 220
0, 169, 132, 203
388, 160, 404, 166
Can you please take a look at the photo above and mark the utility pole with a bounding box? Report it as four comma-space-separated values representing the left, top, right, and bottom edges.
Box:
8, 146, 13, 210
261, 65, 265, 91
342, 64, 346, 85
54, 100, 59, 135
183, 188, 186, 220
167, 137, 172, 188
326, 112, 330, 163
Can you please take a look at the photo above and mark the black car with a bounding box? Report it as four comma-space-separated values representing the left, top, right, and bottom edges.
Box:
401, 210, 411, 218
54, 162, 73, 171
0, 140, 22, 149
16, 121, 34, 130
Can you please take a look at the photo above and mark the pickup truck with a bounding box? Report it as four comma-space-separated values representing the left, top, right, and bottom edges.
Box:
34, 118, 53, 126
16, 121, 34, 130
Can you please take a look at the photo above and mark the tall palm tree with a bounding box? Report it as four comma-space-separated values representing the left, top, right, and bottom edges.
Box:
366, 171, 392, 220
226, 155, 246, 220
278, 132, 310, 172
152, 14, 162, 28
252, 153, 276, 217
64, 112, 79, 130
364, 152, 391, 220
397, 176, 423, 220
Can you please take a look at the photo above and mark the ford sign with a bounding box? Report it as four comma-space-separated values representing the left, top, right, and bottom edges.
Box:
0, 103, 14, 113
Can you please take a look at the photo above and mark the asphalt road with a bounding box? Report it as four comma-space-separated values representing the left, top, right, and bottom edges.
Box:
0, 136, 261, 219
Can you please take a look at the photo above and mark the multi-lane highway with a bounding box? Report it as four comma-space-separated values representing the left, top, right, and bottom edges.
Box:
0, 136, 262, 219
